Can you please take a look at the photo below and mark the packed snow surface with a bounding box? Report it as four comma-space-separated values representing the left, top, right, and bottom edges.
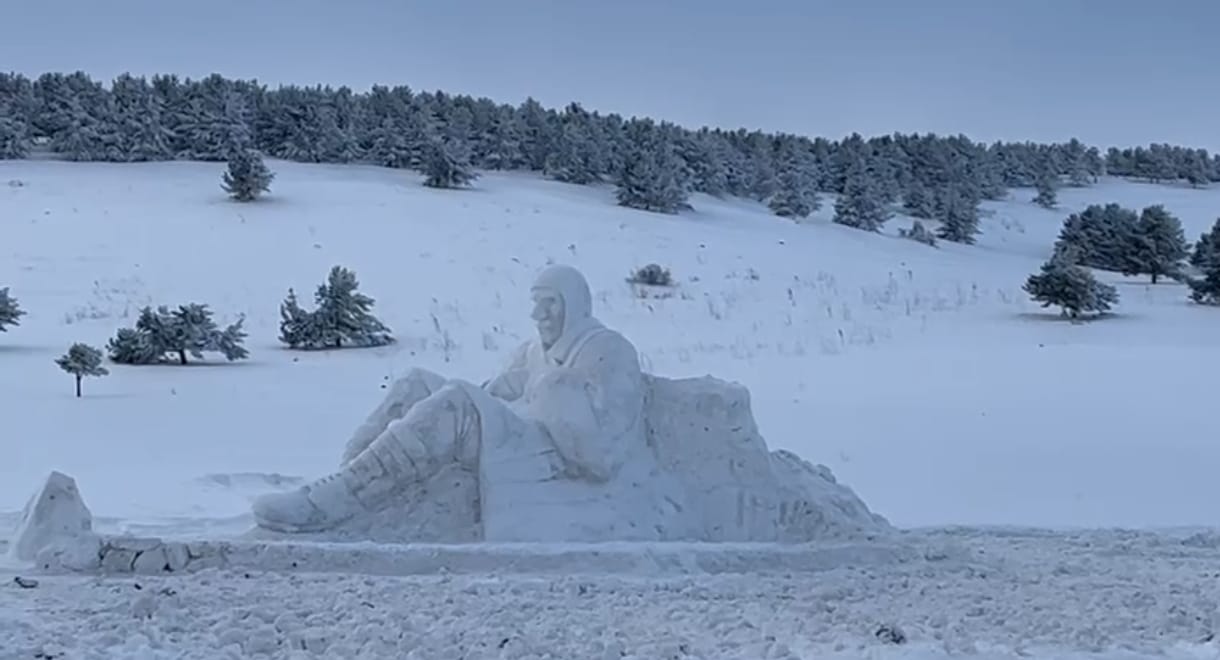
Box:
4, 529, 1220, 658
2, 160, 1218, 657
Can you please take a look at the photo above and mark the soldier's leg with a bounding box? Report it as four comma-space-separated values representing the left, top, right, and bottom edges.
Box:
340, 368, 447, 465
253, 383, 483, 533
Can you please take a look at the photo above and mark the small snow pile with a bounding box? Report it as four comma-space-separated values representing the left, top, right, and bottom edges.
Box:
7, 470, 101, 567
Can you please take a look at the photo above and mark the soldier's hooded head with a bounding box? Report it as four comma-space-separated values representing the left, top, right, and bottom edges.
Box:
530, 264, 601, 358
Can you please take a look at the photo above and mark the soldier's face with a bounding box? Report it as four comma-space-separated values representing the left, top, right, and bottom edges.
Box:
530, 288, 565, 348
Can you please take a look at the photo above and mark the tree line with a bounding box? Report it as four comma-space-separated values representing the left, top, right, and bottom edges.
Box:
4, 71, 1219, 241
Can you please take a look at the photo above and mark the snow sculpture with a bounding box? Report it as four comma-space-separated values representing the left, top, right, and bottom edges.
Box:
252, 264, 888, 542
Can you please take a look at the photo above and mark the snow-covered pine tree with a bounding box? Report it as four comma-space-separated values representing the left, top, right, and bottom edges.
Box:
54, 343, 108, 397
1033, 166, 1058, 208
0, 72, 36, 157
832, 157, 889, 231
614, 121, 690, 214
1189, 218, 1220, 270
277, 288, 316, 348
109, 73, 172, 161
1023, 250, 1119, 319
0, 287, 24, 332
279, 267, 394, 350
1181, 149, 1211, 187
1063, 138, 1093, 187
544, 120, 604, 185
420, 133, 479, 189
677, 131, 730, 197
902, 181, 936, 219
1052, 203, 1139, 272
1123, 205, 1189, 284
1188, 253, 1220, 305
934, 186, 981, 244
767, 142, 820, 219
221, 148, 274, 201
108, 304, 248, 364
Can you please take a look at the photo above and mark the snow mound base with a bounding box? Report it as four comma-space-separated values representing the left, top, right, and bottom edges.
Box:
37, 534, 926, 578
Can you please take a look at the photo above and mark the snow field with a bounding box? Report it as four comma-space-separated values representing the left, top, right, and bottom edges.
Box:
2, 160, 1219, 658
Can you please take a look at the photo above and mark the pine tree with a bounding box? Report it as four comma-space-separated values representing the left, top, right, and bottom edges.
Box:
1023, 251, 1119, 319
1188, 257, 1220, 305
279, 267, 394, 350
767, 144, 820, 219
1189, 219, 1220, 270
902, 181, 936, 219
221, 148, 274, 201
0, 116, 29, 159
1052, 203, 1140, 273
1123, 205, 1189, 284
0, 287, 24, 332
832, 158, 889, 231
108, 304, 248, 364
543, 105, 605, 185
934, 186, 981, 244
614, 123, 690, 214
1033, 168, 1058, 208
55, 343, 109, 397
1182, 149, 1211, 187
420, 134, 478, 188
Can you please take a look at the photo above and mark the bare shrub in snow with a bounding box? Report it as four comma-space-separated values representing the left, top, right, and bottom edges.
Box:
628, 263, 674, 288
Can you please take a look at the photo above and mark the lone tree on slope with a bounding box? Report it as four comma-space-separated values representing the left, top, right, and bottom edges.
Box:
279, 266, 394, 350
1023, 249, 1119, 319
108, 304, 248, 365
221, 148, 275, 202
0, 287, 24, 332
55, 343, 109, 397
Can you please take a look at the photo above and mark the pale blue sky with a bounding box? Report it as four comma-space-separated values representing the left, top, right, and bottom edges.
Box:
4, 0, 1218, 150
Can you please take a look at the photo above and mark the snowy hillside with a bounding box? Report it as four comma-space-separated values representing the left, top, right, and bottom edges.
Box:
3, 160, 1220, 658
2, 159, 1218, 536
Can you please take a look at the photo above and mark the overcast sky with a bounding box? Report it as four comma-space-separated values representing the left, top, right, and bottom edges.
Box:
4, 0, 1217, 150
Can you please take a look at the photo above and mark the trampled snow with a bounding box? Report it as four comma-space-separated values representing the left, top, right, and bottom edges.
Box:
2, 160, 1218, 657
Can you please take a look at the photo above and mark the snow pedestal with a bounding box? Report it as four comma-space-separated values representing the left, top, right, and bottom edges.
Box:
641, 374, 891, 542
7, 470, 102, 567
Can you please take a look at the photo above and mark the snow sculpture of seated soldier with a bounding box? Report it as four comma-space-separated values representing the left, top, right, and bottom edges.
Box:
252, 264, 889, 542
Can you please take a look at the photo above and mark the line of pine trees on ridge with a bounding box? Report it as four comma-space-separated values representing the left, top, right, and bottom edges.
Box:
4, 71, 1220, 241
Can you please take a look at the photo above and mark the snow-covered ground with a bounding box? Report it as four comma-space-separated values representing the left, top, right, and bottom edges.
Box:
2, 161, 1218, 658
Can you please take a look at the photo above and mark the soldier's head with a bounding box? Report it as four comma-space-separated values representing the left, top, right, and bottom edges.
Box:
530, 264, 592, 349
